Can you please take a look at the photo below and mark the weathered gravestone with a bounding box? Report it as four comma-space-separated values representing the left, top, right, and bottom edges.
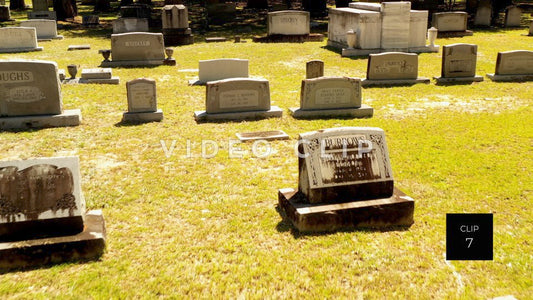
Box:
190, 58, 249, 85
122, 78, 163, 122
0, 27, 43, 53
194, 78, 282, 122
112, 18, 149, 34
435, 43, 483, 83
0, 60, 82, 130
487, 50, 533, 81
20, 19, 63, 40
100, 32, 169, 67
380, 1, 411, 49
362, 52, 430, 86
504, 6, 522, 27
474, 1, 492, 27
162, 4, 194, 46
31, 0, 48, 12
290, 77, 373, 118
78, 68, 119, 84
253, 10, 324, 43
0, 156, 106, 271
432, 12, 473, 37
0, 5, 12, 22
306, 60, 324, 79
27, 11, 56, 20
278, 127, 415, 232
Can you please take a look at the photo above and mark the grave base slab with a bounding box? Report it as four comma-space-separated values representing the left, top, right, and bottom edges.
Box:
63, 77, 120, 85
0, 46, 43, 53
122, 109, 163, 123
435, 75, 484, 84
0, 109, 81, 130
361, 78, 430, 87
289, 105, 373, 119
194, 106, 283, 122
0, 210, 106, 272
486, 73, 533, 82
253, 34, 324, 43
278, 187, 414, 233
38, 35, 63, 41
341, 45, 439, 57
100, 60, 164, 67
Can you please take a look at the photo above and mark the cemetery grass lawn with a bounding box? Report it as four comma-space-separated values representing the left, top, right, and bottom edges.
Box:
0, 22, 532, 298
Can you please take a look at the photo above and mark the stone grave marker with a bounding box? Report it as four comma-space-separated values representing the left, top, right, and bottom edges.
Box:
474, 1, 492, 26
306, 60, 324, 79
435, 43, 483, 83
20, 19, 63, 40
380, 1, 411, 49
0, 59, 81, 129
0, 5, 11, 22
82, 15, 100, 27
362, 52, 429, 86
190, 58, 249, 85
31, 0, 48, 11
112, 18, 149, 34
254, 10, 324, 42
0, 27, 43, 53
122, 78, 163, 122
290, 77, 373, 118
162, 4, 194, 45
432, 12, 473, 37
79, 68, 119, 84
487, 50, 533, 81
278, 127, 415, 232
100, 32, 167, 67
194, 78, 282, 121
504, 6, 522, 27
27, 11, 56, 20
0, 156, 106, 271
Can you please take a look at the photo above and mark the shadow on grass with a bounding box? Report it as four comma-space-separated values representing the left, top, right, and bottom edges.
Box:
0, 257, 104, 275
320, 46, 371, 61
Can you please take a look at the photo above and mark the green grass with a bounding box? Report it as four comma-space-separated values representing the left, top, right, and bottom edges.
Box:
1, 17, 532, 299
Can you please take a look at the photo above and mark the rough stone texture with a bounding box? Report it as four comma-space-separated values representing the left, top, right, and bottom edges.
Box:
122, 109, 163, 123
441, 43, 478, 78
20, 19, 62, 40
0, 27, 42, 53
162, 4, 188, 29
530, 20, 533, 36
432, 12, 468, 32
306, 60, 324, 79
268, 10, 310, 35
380, 1, 411, 49
205, 78, 270, 114
367, 52, 418, 80
494, 50, 533, 75
112, 18, 149, 34
196, 59, 248, 84
327, 8, 382, 50
0, 59, 62, 116
409, 10, 428, 48
82, 15, 99, 26
299, 77, 361, 110
504, 6, 522, 27
126, 78, 157, 113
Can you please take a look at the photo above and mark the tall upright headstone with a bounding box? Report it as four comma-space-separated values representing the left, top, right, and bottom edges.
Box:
162, 4, 194, 45
504, 6, 522, 27
434, 43, 483, 83
32, 0, 48, 11
380, 1, 411, 49
474, 0, 492, 26
432, 12, 473, 37
112, 18, 149, 34
278, 127, 415, 232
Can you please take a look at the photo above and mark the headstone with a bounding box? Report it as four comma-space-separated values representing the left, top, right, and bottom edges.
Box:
194, 78, 282, 121
0, 157, 106, 271
82, 15, 100, 27
20, 19, 63, 40
278, 127, 415, 232
487, 50, 533, 81
101, 32, 166, 67
363, 52, 429, 86
78, 68, 120, 84
290, 77, 374, 118
162, 4, 194, 46
113, 18, 149, 34
27, 11, 56, 20
0, 6, 11, 22
380, 1, 411, 49
31, 0, 48, 11
0, 27, 43, 53
474, 1, 492, 26
409, 10, 428, 48
432, 12, 472, 37
122, 78, 163, 122
268, 10, 310, 35
435, 43, 483, 83
191, 58, 249, 85
306, 60, 324, 79
504, 6, 522, 27
0, 59, 81, 129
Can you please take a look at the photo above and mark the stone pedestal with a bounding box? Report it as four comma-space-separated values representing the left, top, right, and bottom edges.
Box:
254, 10, 324, 43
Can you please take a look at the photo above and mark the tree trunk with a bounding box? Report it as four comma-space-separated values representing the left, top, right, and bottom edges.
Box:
53, 0, 77, 20
10, 0, 26, 10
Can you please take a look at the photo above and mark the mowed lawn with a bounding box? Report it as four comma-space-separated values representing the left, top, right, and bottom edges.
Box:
0, 12, 532, 299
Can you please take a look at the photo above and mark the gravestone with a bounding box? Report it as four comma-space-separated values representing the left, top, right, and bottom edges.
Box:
362, 52, 430, 86
162, 4, 194, 46
504, 6, 522, 27
27, 11, 56, 20
112, 18, 149, 34
20, 19, 63, 40
254, 10, 324, 43
409, 10, 428, 48
435, 43, 483, 83
0, 157, 106, 271
380, 1, 411, 49
0, 5, 11, 22
82, 15, 100, 27
0, 59, 81, 129
123, 78, 163, 122
100, 32, 167, 67
487, 50, 533, 81
32, 0, 48, 11
432, 12, 473, 37
194, 78, 282, 121
328, 8, 382, 50
278, 127, 415, 232
306, 60, 324, 79
76, 68, 119, 84
474, 1, 492, 27
0, 27, 43, 53
190, 58, 249, 85
290, 77, 374, 118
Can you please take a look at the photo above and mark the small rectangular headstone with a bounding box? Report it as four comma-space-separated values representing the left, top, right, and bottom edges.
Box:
27, 11, 56, 20
367, 52, 418, 80
297, 127, 394, 203
0, 6, 10, 22
198, 59, 248, 83
300, 77, 361, 110
432, 12, 468, 32
268, 10, 310, 35
529, 20, 533, 36
441, 43, 478, 78
306, 60, 324, 79
126, 78, 157, 113
0, 27, 40, 52
494, 50, 533, 75
81, 68, 112, 79
31, 0, 49, 12
20, 19, 60, 40
205, 78, 270, 114
82, 15, 100, 26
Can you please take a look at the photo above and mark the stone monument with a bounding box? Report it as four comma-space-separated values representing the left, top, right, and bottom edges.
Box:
0, 60, 82, 130
194, 78, 283, 122
0, 156, 106, 271
278, 127, 415, 232
189, 58, 249, 85
112, 18, 149, 34
253, 10, 324, 43
28, 0, 55, 20
290, 77, 373, 118
122, 78, 163, 122
99, 32, 173, 67
62, 67, 120, 85
432, 12, 473, 37
162, 4, 194, 46
474, 0, 492, 27
504, 6, 522, 27
361, 52, 430, 87
487, 50, 533, 82
20, 19, 63, 40
434, 43, 484, 84
0, 27, 43, 53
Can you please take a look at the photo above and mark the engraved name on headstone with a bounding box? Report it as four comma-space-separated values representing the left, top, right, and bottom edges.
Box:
127, 78, 157, 113
367, 52, 418, 80
268, 10, 310, 35
206, 78, 270, 114
300, 77, 361, 110
442, 43, 478, 78
110, 32, 165, 61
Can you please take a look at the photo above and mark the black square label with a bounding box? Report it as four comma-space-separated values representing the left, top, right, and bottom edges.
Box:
446, 213, 493, 260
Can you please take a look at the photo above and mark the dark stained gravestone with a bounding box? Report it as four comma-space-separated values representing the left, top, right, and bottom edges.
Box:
435, 43, 483, 83
362, 52, 430, 87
